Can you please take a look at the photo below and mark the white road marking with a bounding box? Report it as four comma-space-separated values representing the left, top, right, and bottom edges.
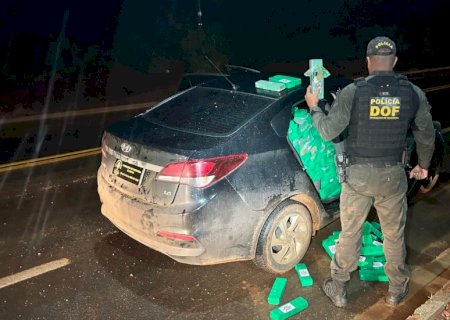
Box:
0, 258, 71, 289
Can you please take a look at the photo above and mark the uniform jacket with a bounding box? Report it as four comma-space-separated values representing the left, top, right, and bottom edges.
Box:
310, 71, 435, 169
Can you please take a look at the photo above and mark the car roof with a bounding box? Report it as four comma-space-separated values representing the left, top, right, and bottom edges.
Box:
199, 72, 297, 99
143, 71, 352, 138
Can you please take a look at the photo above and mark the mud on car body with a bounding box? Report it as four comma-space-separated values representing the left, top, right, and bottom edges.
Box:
97, 70, 444, 273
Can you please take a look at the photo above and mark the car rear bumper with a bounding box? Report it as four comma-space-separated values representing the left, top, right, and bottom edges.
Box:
97, 168, 205, 258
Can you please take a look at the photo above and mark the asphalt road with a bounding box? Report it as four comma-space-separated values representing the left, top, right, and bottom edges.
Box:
0, 153, 449, 320
0, 102, 154, 164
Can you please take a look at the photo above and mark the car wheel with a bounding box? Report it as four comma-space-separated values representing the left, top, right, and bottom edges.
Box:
254, 200, 313, 274
407, 164, 441, 200
419, 172, 440, 193
418, 121, 445, 195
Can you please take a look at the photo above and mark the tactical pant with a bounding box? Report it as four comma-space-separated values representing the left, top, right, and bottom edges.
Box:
331, 163, 410, 294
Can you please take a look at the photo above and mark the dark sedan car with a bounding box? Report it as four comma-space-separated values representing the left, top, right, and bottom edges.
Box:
97, 70, 444, 273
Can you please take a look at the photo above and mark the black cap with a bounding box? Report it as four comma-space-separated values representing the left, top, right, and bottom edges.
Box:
366, 36, 396, 56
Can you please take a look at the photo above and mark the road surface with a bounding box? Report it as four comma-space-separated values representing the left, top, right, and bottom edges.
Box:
0, 154, 449, 319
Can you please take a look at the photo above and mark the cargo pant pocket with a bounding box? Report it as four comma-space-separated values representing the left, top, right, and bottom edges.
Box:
347, 165, 371, 192
378, 166, 407, 196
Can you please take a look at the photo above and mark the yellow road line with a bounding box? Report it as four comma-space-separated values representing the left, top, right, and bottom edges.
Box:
1, 82, 449, 174
1, 82, 449, 125
423, 84, 450, 93
2, 101, 157, 124
0, 147, 101, 173
401, 66, 450, 75
0, 258, 71, 289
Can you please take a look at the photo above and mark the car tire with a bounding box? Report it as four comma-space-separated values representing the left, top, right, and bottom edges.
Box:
406, 121, 445, 201
254, 200, 313, 274
419, 170, 440, 193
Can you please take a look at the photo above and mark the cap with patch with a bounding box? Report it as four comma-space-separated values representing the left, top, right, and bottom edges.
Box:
366, 36, 396, 56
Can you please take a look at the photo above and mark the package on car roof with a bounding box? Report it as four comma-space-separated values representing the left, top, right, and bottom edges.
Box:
255, 80, 286, 92
268, 75, 302, 89
254, 74, 302, 93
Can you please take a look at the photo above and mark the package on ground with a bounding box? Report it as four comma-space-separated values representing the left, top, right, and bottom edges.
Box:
295, 263, 314, 287
322, 221, 389, 282
270, 297, 309, 320
268, 277, 288, 305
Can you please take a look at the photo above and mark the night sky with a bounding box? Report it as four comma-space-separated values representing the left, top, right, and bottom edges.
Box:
1, 0, 449, 103
109, 0, 450, 73
0, 0, 120, 43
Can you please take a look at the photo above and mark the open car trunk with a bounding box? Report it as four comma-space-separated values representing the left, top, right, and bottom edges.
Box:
287, 106, 343, 204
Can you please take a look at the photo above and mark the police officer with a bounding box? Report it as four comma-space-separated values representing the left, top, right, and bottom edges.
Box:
304, 36, 435, 307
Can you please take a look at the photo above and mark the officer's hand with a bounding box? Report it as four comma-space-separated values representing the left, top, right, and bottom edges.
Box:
305, 85, 320, 110
409, 164, 428, 180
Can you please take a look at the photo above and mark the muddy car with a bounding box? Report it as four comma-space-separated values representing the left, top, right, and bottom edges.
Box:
96, 70, 444, 273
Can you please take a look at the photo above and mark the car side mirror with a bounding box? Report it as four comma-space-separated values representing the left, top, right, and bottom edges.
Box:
330, 91, 337, 101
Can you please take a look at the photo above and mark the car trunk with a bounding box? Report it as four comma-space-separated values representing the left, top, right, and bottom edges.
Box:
100, 86, 274, 206
287, 107, 342, 203
100, 116, 228, 206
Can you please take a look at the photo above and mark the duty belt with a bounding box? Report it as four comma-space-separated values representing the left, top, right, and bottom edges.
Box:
349, 157, 402, 168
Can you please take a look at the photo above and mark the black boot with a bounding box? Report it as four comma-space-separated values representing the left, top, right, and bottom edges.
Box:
385, 286, 409, 306
322, 277, 347, 308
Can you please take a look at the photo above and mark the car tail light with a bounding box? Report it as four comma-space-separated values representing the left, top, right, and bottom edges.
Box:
101, 133, 107, 158
156, 153, 248, 188
156, 230, 196, 242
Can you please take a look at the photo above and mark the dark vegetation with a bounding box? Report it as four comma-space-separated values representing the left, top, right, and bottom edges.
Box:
0, 0, 449, 113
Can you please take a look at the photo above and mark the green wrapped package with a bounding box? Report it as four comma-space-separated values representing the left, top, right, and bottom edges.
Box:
268, 75, 302, 89
270, 297, 309, 320
268, 277, 287, 305
359, 268, 389, 282
322, 237, 336, 259
295, 263, 313, 287
322, 220, 389, 282
288, 108, 341, 200
304, 59, 330, 100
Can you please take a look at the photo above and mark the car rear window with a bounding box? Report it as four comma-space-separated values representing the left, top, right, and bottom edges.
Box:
143, 87, 274, 136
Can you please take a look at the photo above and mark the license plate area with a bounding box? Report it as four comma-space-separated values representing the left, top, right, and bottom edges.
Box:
112, 159, 145, 186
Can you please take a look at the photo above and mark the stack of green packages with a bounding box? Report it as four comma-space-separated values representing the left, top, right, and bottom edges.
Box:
321, 221, 388, 282
321, 230, 340, 259
358, 221, 388, 282
288, 108, 341, 200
